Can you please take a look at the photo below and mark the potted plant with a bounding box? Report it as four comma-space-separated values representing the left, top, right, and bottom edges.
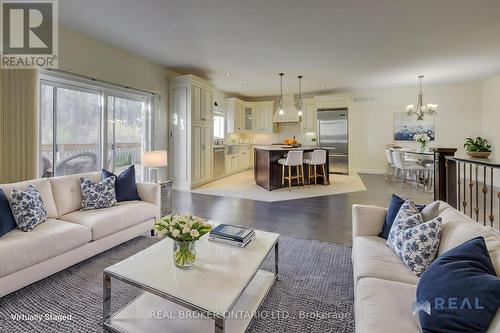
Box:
414, 133, 430, 152
154, 214, 212, 269
464, 137, 492, 158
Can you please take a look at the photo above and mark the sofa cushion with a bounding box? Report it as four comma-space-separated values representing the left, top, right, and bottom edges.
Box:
0, 178, 58, 219
387, 200, 442, 276
60, 201, 156, 240
436, 205, 500, 275
355, 277, 421, 333
10, 185, 48, 232
0, 189, 17, 238
80, 176, 117, 211
0, 219, 91, 277
417, 237, 500, 333
49, 172, 101, 216
102, 165, 141, 202
353, 236, 419, 285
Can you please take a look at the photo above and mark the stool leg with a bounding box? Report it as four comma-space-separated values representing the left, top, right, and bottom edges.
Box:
296, 166, 301, 186
301, 165, 305, 185
322, 164, 327, 185
308, 164, 311, 188
314, 165, 317, 185
281, 164, 285, 186
288, 166, 292, 188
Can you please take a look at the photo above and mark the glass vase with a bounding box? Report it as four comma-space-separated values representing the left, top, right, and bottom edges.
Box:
172, 240, 196, 269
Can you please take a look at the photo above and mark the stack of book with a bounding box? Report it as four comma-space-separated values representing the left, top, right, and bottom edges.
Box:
209, 224, 255, 248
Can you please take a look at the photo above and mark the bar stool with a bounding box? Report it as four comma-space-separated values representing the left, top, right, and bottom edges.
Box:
278, 151, 304, 188
303, 149, 327, 186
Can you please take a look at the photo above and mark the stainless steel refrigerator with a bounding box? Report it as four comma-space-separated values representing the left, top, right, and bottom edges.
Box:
317, 109, 349, 174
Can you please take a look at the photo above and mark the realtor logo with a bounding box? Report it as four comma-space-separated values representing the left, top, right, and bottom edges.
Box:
412, 300, 432, 316
1, 0, 58, 68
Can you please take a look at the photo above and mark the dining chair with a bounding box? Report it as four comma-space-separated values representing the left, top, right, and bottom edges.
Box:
385, 149, 396, 182
278, 151, 304, 188
303, 149, 328, 187
391, 150, 425, 188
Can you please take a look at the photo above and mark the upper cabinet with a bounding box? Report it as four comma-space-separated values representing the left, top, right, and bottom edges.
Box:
226, 98, 274, 134
192, 84, 212, 125
253, 101, 274, 133
301, 98, 317, 132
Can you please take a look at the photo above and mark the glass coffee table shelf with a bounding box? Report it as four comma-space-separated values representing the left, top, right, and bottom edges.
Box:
103, 230, 279, 333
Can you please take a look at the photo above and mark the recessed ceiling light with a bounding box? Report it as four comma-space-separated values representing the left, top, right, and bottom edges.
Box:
224, 73, 231, 76
321, 84, 327, 88
242, 83, 248, 86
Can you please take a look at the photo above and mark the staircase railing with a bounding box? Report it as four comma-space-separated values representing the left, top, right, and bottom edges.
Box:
434, 148, 500, 230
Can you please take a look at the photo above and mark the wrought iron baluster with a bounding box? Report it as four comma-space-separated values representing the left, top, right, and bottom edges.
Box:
490, 168, 495, 228
469, 164, 473, 219
463, 162, 467, 213
483, 166, 487, 226
474, 164, 479, 222
457, 162, 461, 212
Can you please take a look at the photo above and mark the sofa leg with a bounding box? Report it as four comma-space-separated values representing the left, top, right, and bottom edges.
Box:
150, 229, 155, 237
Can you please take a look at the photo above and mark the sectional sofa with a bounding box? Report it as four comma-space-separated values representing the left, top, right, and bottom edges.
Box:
352, 200, 500, 333
0, 172, 160, 297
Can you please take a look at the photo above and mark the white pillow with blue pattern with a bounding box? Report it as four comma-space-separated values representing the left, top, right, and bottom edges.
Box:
10, 185, 48, 232
80, 176, 117, 211
386, 199, 442, 276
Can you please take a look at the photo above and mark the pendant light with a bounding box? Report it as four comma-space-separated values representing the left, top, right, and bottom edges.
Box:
278, 73, 284, 115
406, 75, 438, 120
296, 75, 303, 117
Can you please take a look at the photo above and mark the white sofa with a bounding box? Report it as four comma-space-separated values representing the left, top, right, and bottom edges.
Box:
352, 201, 500, 333
0, 172, 161, 297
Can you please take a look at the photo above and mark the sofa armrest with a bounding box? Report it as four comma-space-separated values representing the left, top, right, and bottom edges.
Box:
352, 204, 387, 238
137, 182, 161, 220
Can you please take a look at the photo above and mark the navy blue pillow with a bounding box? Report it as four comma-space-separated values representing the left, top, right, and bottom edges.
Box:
378, 194, 424, 239
416, 237, 500, 333
102, 165, 141, 202
0, 189, 17, 237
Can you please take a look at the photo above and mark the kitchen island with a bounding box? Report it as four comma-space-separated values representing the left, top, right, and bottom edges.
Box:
254, 146, 330, 191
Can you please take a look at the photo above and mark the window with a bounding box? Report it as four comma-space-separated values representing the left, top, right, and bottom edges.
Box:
39, 73, 153, 180
213, 111, 224, 139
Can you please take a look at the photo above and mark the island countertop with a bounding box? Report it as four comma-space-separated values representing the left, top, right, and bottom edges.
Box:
253, 145, 321, 151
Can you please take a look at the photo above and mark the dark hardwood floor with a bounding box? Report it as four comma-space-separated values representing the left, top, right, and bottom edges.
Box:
173, 173, 432, 245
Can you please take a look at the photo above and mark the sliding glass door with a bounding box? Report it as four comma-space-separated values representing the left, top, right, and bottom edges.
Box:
40, 77, 152, 180
40, 82, 102, 177
106, 94, 152, 181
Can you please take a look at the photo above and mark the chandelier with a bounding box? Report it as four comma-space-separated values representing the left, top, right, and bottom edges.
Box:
406, 75, 438, 120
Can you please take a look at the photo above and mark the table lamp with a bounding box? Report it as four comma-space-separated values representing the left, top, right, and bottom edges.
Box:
143, 150, 167, 183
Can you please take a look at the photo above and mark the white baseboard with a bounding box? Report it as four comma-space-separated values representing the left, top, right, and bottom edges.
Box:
354, 168, 386, 175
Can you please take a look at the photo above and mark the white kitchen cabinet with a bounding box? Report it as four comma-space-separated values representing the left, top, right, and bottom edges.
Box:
301, 98, 317, 132
253, 101, 274, 133
226, 98, 274, 134
170, 75, 214, 190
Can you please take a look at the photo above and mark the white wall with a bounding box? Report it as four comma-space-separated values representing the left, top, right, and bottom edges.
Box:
58, 26, 177, 179
346, 82, 482, 174
481, 74, 500, 161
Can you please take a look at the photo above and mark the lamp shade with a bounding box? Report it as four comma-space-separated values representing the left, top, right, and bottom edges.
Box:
143, 150, 168, 168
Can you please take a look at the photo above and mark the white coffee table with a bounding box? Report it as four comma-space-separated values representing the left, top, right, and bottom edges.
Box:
103, 230, 279, 333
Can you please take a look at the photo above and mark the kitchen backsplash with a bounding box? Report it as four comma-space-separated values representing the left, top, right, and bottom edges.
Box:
227, 123, 316, 145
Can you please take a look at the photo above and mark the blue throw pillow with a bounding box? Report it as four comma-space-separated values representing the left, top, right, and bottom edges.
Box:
0, 189, 17, 237
102, 165, 140, 202
416, 237, 500, 333
379, 194, 425, 239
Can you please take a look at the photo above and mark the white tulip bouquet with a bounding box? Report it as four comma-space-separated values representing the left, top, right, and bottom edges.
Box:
154, 214, 212, 268
414, 133, 430, 145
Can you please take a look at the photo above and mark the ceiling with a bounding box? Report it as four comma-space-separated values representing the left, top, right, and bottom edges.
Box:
59, 0, 500, 97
